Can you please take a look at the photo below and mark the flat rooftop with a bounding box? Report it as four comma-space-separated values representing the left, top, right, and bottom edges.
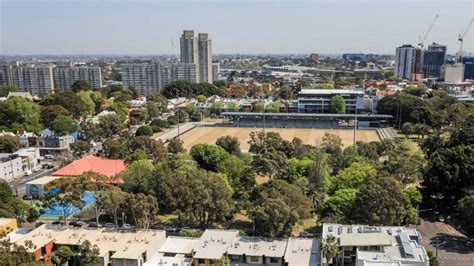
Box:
227, 236, 287, 257
158, 236, 199, 254
284, 238, 320, 266
25, 175, 61, 185
299, 89, 364, 94
0, 218, 16, 227
339, 232, 391, 246
193, 229, 239, 260
221, 112, 393, 119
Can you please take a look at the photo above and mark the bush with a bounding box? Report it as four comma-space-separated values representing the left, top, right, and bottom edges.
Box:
135, 126, 153, 136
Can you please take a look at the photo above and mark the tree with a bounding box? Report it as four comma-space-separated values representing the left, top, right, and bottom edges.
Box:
102, 138, 126, 159
167, 137, 185, 154
127, 193, 159, 229
125, 149, 148, 164
265, 101, 281, 113
322, 234, 339, 265
330, 162, 377, 193
100, 188, 127, 227
324, 188, 357, 219
135, 125, 153, 136
352, 176, 406, 225
252, 150, 288, 179
53, 246, 74, 266
159, 168, 233, 226
41, 105, 70, 128
70, 140, 91, 157
457, 195, 474, 235
401, 122, 415, 138
97, 114, 124, 139
217, 155, 256, 202
0, 97, 42, 132
427, 251, 439, 266
78, 240, 100, 265
71, 80, 92, 92
50, 115, 77, 135
383, 141, 425, 185
276, 86, 294, 100
0, 85, 19, 97
196, 95, 207, 103
190, 144, 230, 171
125, 136, 167, 161
250, 197, 298, 238
404, 187, 422, 224
329, 95, 346, 114
0, 135, 20, 153
122, 159, 154, 194
216, 135, 241, 155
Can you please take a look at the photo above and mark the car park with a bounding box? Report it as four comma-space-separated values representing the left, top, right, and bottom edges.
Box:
52, 220, 66, 225
88, 222, 101, 228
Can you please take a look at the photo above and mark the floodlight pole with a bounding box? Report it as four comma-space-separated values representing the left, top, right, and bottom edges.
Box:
353, 113, 357, 145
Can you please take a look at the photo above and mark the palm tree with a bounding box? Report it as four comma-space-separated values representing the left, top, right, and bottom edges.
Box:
322, 234, 339, 266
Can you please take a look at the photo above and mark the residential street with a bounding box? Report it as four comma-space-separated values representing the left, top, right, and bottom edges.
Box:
417, 213, 474, 266
8, 168, 55, 196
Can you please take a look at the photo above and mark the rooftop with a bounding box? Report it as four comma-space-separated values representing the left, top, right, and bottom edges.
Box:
52, 155, 126, 180
299, 89, 364, 94
284, 238, 320, 266
339, 232, 391, 247
193, 229, 239, 260
158, 236, 199, 254
227, 236, 287, 257
0, 218, 17, 227
25, 175, 61, 186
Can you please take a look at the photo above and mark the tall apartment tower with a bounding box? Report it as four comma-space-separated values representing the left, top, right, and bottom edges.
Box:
179, 30, 213, 83
121, 62, 162, 96
394, 44, 423, 80
198, 33, 213, 83
422, 43, 447, 78
180, 30, 200, 82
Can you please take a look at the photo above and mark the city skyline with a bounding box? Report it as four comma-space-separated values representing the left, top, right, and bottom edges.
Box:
1, 0, 473, 55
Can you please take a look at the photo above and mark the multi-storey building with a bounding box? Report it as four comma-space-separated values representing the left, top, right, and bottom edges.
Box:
212, 62, 220, 81
394, 44, 423, 80
321, 224, 429, 266
297, 89, 365, 114
180, 30, 213, 83
53, 66, 102, 90
198, 33, 213, 83
121, 62, 197, 95
422, 43, 447, 78
121, 62, 162, 96
0, 62, 102, 94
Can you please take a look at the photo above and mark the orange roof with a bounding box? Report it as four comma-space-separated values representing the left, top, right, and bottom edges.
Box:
52, 155, 126, 178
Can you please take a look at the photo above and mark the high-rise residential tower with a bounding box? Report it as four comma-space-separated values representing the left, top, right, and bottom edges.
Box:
198, 33, 213, 83
179, 30, 213, 83
422, 43, 447, 78
394, 44, 423, 80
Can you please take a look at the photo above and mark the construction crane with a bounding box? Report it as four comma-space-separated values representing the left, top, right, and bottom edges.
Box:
417, 15, 439, 49
457, 18, 474, 63
171, 39, 179, 61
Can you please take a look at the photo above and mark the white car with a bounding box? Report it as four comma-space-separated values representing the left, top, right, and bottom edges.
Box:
25, 170, 33, 176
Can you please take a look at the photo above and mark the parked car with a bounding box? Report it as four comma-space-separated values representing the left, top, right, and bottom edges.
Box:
25, 170, 33, 176
44, 155, 54, 160
88, 222, 101, 228
104, 222, 117, 228
299, 231, 314, 238
22, 195, 33, 200
149, 223, 163, 230
122, 223, 133, 230
33, 167, 41, 173
69, 221, 83, 227
42, 163, 54, 169
52, 220, 66, 225
164, 226, 179, 233
438, 215, 445, 222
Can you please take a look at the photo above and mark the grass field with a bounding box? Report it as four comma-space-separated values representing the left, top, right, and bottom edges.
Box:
180, 126, 381, 151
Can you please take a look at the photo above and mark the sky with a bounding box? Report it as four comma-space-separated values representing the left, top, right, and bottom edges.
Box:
0, 0, 473, 55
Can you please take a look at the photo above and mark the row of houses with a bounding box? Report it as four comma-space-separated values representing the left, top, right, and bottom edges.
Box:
0, 147, 41, 180
1, 221, 429, 266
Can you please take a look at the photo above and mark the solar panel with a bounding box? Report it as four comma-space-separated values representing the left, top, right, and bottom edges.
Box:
399, 232, 415, 258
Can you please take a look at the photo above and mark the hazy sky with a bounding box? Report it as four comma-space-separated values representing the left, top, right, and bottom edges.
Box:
1, 0, 473, 55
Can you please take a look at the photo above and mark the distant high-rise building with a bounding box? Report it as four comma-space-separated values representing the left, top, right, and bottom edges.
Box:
121, 62, 162, 96
179, 30, 213, 83
198, 33, 213, 83
394, 45, 422, 80
121, 62, 197, 96
8, 65, 55, 95
212, 62, 220, 82
53, 66, 102, 90
180, 30, 200, 82
422, 43, 447, 78
463, 56, 474, 80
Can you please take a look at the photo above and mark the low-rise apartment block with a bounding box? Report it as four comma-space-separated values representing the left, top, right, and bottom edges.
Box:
321, 223, 429, 266
0, 148, 41, 180
297, 89, 365, 114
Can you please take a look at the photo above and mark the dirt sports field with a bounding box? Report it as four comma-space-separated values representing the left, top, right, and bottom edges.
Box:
180, 126, 381, 151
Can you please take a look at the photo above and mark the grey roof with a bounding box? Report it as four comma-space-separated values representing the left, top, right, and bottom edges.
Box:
284, 238, 320, 266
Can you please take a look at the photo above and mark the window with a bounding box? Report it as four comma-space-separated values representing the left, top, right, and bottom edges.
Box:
269, 257, 279, 263
250, 256, 260, 262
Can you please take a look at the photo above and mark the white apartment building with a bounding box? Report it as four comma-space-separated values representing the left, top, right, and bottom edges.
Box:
394, 44, 420, 80
0, 154, 23, 180
161, 63, 197, 87
321, 223, 429, 266
180, 30, 200, 82
297, 89, 365, 114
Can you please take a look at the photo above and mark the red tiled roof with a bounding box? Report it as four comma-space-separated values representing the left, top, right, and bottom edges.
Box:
52, 155, 126, 178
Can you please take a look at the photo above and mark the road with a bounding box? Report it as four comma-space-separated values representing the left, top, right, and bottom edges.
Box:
8, 166, 56, 197
417, 213, 474, 266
